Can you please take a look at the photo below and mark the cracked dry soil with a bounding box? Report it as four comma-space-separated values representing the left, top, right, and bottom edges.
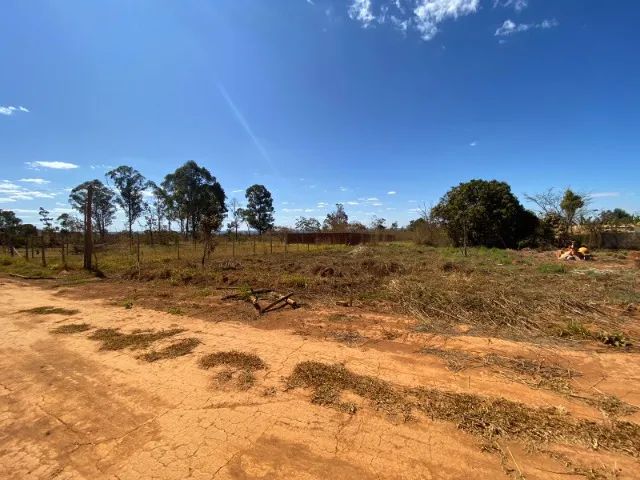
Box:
1, 280, 639, 479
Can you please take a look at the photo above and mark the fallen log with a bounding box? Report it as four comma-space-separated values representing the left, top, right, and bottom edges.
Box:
261, 292, 294, 314
222, 288, 272, 300
248, 295, 262, 313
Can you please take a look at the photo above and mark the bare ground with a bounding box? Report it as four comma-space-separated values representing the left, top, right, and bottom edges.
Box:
1, 279, 639, 479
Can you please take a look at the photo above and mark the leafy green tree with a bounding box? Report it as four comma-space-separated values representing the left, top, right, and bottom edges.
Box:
560, 189, 586, 230
323, 203, 349, 231
106, 165, 148, 238
0, 209, 23, 254
295, 216, 321, 232
162, 161, 226, 239
243, 184, 274, 234
432, 179, 538, 249
69, 180, 117, 239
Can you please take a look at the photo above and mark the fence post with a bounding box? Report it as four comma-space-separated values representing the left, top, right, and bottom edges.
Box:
176, 236, 180, 260
61, 236, 67, 269
41, 235, 46, 267
25, 236, 29, 260
137, 233, 141, 265
270, 230, 273, 254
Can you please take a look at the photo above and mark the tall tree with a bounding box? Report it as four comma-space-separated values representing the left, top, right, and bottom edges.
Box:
227, 198, 243, 240
69, 180, 117, 240
146, 181, 171, 232
432, 179, 538, 249
323, 203, 349, 231
162, 161, 226, 239
56, 213, 82, 233
243, 184, 274, 234
106, 166, 147, 238
38, 207, 54, 231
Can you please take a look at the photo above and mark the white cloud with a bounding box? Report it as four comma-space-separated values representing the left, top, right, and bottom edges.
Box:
414, 0, 480, 41
469, 141, 478, 147
231, 189, 244, 193
0, 105, 29, 116
367, 197, 379, 201
387, 191, 397, 195
349, 0, 375, 27
0, 198, 16, 203
317, 202, 329, 208
0, 179, 56, 201
25, 161, 79, 170
591, 192, 620, 198
493, 0, 527, 11
19, 178, 50, 185
90, 164, 114, 171
347, 201, 360, 205
495, 18, 558, 36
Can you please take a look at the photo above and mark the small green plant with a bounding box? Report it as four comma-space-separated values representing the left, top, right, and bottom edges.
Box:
558, 320, 591, 338
123, 299, 134, 309
598, 332, 632, 348
538, 263, 567, 274
281, 273, 308, 289
167, 306, 184, 316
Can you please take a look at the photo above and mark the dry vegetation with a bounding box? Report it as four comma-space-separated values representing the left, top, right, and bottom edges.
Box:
139, 338, 201, 362
49, 323, 92, 334
288, 361, 640, 457
19, 306, 80, 315
88, 327, 185, 351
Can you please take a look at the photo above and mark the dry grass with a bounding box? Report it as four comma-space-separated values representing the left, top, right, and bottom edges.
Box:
287, 361, 640, 457
50, 323, 92, 334
139, 338, 201, 362
199, 350, 266, 371
20, 306, 80, 315
583, 394, 639, 419
88, 328, 184, 351
421, 347, 578, 393
200, 350, 266, 390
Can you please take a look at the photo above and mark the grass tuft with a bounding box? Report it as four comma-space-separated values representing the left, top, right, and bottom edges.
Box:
199, 350, 266, 371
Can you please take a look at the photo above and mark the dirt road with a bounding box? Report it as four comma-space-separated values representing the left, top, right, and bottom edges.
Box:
1, 280, 638, 479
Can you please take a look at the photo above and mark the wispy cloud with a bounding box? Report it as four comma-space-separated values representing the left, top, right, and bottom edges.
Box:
0, 105, 29, 116
469, 141, 478, 147
25, 161, 79, 170
346, 0, 480, 41
493, 0, 527, 11
0, 180, 56, 201
339, 186, 349, 192
218, 83, 274, 170
349, 0, 375, 27
591, 192, 620, 198
90, 164, 114, 171
19, 178, 50, 185
387, 191, 397, 195
495, 18, 558, 36
231, 189, 244, 194
414, 0, 480, 40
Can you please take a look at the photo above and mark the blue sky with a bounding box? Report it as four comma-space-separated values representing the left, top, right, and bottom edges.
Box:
1, 0, 639, 229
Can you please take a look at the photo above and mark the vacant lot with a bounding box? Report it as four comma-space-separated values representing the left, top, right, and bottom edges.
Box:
1, 244, 639, 479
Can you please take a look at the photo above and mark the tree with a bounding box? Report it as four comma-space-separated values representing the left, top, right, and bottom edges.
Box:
106, 165, 147, 238
38, 207, 54, 231
348, 221, 367, 232
370, 216, 387, 230
0, 209, 22, 255
69, 180, 116, 239
227, 198, 243, 240
599, 208, 635, 225
432, 179, 538, 249
56, 213, 82, 233
295, 217, 321, 232
162, 161, 226, 239
560, 189, 586, 231
243, 184, 274, 234
323, 203, 349, 231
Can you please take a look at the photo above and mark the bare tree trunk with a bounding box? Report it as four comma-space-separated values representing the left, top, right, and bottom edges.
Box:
83, 184, 93, 270
41, 235, 46, 267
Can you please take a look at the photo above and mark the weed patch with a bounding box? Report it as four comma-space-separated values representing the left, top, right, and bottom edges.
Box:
287, 361, 640, 456
20, 306, 79, 315
199, 350, 266, 371
50, 323, 92, 334
88, 328, 184, 351
139, 338, 201, 362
